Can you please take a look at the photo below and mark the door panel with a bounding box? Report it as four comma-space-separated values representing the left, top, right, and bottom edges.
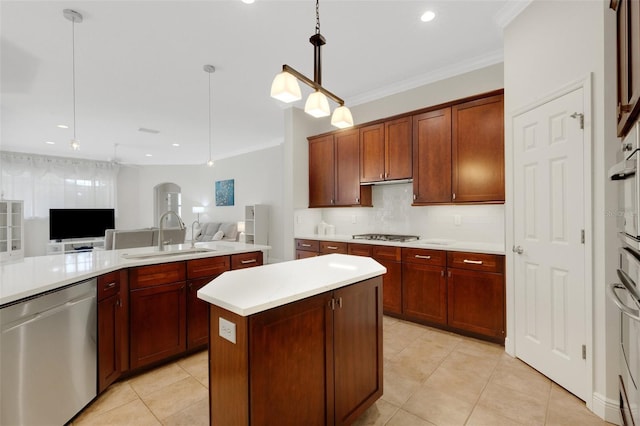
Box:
513, 87, 586, 400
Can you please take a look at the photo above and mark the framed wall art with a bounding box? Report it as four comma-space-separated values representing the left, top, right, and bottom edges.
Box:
215, 179, 235, 206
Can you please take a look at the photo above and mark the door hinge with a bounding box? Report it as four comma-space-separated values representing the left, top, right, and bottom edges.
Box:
582, 344, 586, 360
570, 112, 584, 129
581, 229, 585, 244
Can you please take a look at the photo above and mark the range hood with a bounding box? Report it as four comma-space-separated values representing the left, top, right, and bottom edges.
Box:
361, 178, 413, 186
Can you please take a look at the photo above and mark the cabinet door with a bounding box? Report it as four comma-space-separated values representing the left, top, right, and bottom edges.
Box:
378, 258, 402, 315
452, 94, 504, 202
130, 282, 186, 369
231, 251, 263, 269
447, 268, 505, 340
187, 277, 215, 349
385, 116, 412, 180
360, 123, 385, 183
333, 277, 383, 426
309, 135, 335, 207
402, 263, 447, 325
334, 129, 362, 206
412, 108, 452, 204
616, 0, 640, 136
98, 293, 121, 393
320, 241, 348, 255
296, 249, 319, 259
348, 243, 373, 257
249, 290, 333, 426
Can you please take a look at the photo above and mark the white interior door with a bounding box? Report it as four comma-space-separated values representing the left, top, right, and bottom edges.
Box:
513, 87, 587, 400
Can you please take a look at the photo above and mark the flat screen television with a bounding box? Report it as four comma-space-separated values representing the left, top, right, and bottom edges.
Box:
49, 208, 115, 241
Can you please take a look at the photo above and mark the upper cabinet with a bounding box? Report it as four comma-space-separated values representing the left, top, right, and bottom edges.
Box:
412, 93, 504, 205
614, 0, 640, 137
360, 117, 412, 184
308, 129, 372, 208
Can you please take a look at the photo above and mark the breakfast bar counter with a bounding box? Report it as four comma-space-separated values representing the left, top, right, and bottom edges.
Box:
197, 254, 386, 426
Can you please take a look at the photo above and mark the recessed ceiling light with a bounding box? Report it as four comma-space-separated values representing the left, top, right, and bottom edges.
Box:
172, 143, 180, 147
421, 10, 436, 22
145, 154, 152, 157
45, 141, 55, 145
241, 0, 255, 4
57, 124, 69, 129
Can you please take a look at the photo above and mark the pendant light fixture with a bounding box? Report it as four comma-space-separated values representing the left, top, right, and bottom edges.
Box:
63, 9, 83, 151
270, 0, 353, 129
204, 65, 216, 167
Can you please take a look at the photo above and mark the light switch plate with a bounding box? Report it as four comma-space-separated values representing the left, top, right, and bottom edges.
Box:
219, 317, 236, 344
454, 214, 462, 226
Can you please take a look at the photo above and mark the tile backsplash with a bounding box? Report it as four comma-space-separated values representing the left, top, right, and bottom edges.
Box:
294, 183, 504, 245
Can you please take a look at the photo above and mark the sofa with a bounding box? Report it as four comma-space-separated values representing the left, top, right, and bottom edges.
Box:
193, 222, 239, 242
104, 227, 187, 250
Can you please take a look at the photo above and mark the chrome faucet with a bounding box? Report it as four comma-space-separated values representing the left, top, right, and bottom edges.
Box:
190, 220, 200, 249
158, 210, 185, 251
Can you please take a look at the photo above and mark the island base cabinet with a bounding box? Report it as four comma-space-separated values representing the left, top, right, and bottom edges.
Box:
208, 276, 383, 426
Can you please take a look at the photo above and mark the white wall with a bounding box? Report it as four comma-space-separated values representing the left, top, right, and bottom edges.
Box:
117, 144, 285, 263
504, 0, 618, 420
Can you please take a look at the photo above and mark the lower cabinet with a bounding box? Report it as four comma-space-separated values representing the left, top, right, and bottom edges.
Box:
97, 270, 125, 393
373, 246, 402, 315
209, 275, 383, 426
295, 238, 320, 259
401, 248, 447, 326
447, 251, 505, 341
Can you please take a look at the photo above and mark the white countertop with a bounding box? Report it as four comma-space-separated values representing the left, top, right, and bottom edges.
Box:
0, 241, 270, 307
295, 234, 505, 255
197, 254, 386, 317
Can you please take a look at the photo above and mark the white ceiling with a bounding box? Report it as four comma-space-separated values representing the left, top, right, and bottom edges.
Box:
1, 0, 524, 166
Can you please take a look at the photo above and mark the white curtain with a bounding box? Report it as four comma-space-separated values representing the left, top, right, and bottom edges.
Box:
0, 151, 119, 218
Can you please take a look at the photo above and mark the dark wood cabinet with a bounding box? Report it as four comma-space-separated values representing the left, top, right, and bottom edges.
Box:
372, 245, 402, 315
309, 130, 372, 208
231, 251, 263, 270
446, 251, 505, 342
348, 242, 373, 257
97, 270, 124, 393
360, 117, 412, 184
412, 108, 452, 204
452, 94, 504, 202
401, 248, 447, 326
129, 262, 187, 370
186, 256, 231, 350
614, 0, 640, 137
412, 92, 504, 205
320, 241, 348, 254
210, 276, 382, 426
296, 238, 320, 259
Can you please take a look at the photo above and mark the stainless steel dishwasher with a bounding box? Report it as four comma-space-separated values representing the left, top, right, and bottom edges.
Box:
1, 278, 97, 425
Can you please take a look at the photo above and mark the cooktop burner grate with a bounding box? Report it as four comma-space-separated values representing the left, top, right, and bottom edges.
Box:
352, 233, 420, 242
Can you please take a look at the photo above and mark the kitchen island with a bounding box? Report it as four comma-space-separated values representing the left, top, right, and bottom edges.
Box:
197, 254, 386, 426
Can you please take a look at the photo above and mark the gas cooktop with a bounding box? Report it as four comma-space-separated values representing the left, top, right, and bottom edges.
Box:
352, 233, 420, 242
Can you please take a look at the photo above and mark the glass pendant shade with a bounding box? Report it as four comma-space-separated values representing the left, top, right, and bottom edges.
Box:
270, 72, 302, 103
70, 139, 80, 151
305, 91, 330, 118
331, 105, 354, 129
207, 159, 214, 167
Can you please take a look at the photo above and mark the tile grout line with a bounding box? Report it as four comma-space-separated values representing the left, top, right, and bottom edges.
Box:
461, 346, 505, 426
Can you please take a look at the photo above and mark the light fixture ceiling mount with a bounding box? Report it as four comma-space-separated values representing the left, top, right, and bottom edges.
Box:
63, 9, 83, 151
270, 0, 353, 129
204, 64, 216, 167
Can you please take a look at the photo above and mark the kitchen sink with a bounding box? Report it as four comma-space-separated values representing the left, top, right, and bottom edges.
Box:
412, 238, 456, 246
121, 247, 216, 259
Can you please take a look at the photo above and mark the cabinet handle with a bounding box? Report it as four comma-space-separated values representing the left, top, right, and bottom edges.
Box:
331, 199, 335, 205
379, 173, 383, 179
385, 173, 389, 178
301, 244, 312, 247
105, 282, 116, 289
441, 270, 445, 277
452, 193, 456, 200
463, 259, 483, 265
448, 271, 452, 278
337, 297, 343, 308
356, 197, 360, 203
413, 194, 417, 201
188, 282, 192, 290
116, 298, 121, 308
327, 246, 339, 250
415, 255, 431, 259
241, 259, 257, 264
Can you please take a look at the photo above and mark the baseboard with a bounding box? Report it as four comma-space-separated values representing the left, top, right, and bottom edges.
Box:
591, 391, 621, 425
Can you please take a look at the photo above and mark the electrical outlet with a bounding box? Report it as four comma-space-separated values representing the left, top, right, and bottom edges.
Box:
454, 215, 462, 226
351, 215, 357, 224
219, 317, 236, 344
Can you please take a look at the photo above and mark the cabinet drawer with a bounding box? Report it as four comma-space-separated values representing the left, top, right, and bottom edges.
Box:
232, 251, 264, 270
187, 256, 231, 279
402, 248, 446, 266
296, 239, 320, 252
348, 243, 373, 257
129, 262, 186, 289
447, 251, 504, 273
97, 271, 120, 301
372, 245, 401, 262
296, 250, 319, 259
320, 241, 348, 254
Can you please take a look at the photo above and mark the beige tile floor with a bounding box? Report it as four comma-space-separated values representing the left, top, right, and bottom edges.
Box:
73, 317, 610, 426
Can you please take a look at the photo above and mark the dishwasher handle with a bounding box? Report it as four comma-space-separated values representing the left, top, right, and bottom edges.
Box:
2, 293, 96, 334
